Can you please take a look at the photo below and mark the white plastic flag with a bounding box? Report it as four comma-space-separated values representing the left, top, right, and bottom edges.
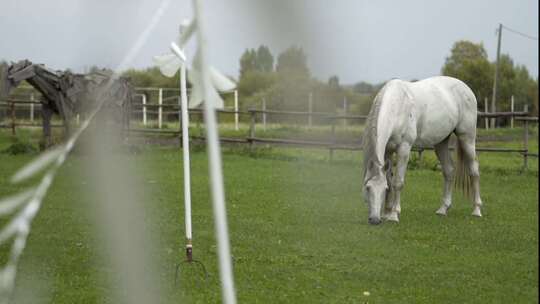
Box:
153, 53, 182, 78
153, 35, 234, 109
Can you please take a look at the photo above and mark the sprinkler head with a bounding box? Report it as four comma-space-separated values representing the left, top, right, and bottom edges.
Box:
186, 244, 193, 262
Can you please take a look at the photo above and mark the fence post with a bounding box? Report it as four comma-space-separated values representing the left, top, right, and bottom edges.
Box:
142, 94, 147, 126
510, 95, 514, 128
491, 95, 496, 129
523, 119, 529, 170
234, 90, 239, 131
158, 88, 163, 129
11, 102, 15, 135
308, 92, 313, 127
262, 98, 267, 131
484, 97, 489, 130
126, 95, 131, 139
30, 93, 34, 122
249, 110, 256, 150
329, 118, 336, 162
343, 96, 348, 127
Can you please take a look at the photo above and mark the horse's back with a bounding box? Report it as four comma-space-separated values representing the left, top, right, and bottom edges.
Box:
407, 76, 477, 145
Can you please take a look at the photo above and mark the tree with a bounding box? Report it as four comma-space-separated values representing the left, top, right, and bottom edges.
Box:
276, 46, 310, 79
237, 70, 276, 98
238, 46, 276, 99
532, 78, 539, 116
353, 81, 375, 94
328, 75, 340, 89
255, 45, 274, 73
490, 55, 536, 112
442, 40, 493, 100
122, 66, 178, 88
496, 54, 516, 109
442, 40, 538, 122
239, 49, 257, 79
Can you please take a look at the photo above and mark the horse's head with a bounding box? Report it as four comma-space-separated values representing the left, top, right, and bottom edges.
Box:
363, 160, 388, 225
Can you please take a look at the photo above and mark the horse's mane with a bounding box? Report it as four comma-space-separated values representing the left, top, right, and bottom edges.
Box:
362, 80, 415, 183
362, 84, 388, 182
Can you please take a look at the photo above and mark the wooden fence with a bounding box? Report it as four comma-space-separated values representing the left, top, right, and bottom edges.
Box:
127, 105, 537, 169
1, 98, 538, 169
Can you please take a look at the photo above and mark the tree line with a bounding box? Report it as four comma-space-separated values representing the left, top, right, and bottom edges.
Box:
236, 45, 372, 117
442, 40, 538, 116
2, 39, 537, 119
119, 40, 538, 119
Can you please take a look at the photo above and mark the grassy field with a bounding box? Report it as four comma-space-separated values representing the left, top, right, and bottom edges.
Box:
0, 128, 538, 303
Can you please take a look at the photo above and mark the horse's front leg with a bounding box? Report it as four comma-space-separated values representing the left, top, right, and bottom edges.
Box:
386, 143, 411, 222
382, 154, 394, 219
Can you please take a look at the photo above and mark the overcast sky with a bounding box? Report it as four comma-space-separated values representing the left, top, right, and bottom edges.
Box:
0, 0, 537, 84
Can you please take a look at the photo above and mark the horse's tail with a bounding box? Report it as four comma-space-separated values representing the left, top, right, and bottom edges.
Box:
454, 138, 473, 200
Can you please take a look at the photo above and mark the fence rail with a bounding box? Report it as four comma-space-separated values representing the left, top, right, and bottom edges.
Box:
129, 107, 537, 169
1, 97, 537, 169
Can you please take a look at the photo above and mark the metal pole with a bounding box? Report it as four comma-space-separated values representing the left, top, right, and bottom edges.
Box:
308, 92, 313, 127
510, 95, 514, 128
193, 1, 237, 301
158, 88, 163, 129
179, 39, 193, 260
491, 23, 503, 129
484, 97, 489, 129
142, 94, 147, 126
234, 90, 239, 131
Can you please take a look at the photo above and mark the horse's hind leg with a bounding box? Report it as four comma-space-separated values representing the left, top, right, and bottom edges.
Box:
457, 134, 483, 217
434, 136, 454, 216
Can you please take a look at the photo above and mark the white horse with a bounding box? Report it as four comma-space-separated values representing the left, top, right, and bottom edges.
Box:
362, 76, 483, 225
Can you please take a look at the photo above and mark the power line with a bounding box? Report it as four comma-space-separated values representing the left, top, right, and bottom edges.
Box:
502, 24, 539, 41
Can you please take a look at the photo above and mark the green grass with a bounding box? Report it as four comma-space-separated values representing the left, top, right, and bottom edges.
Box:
0, 129, 538, 303
135, 120, 538, 146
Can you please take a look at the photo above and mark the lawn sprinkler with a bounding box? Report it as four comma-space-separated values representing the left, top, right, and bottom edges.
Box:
153, 19, 209, 286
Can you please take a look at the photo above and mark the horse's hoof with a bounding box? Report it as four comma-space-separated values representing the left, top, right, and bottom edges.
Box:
368, 217, 382, 225
435, 209, 447, 216
436, 206, 448, 216
386, 212, 399, 222
471, 207, 482, 217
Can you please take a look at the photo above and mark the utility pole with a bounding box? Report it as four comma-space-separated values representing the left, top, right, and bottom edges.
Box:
490, 23, 503, 128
